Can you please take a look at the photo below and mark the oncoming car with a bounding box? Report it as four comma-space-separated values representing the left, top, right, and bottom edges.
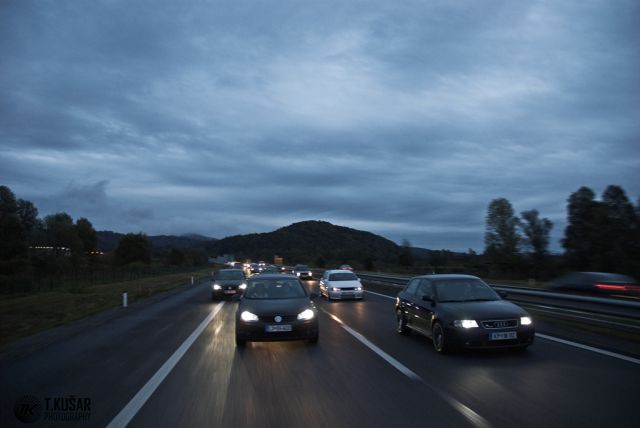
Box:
395, 274, 534, 353
235, 274, 319, 346
319, 270, 364, 300
293, 264, 313, 280
211, 269, 247, 300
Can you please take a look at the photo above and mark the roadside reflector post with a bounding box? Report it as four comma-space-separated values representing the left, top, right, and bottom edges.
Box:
123, 291, 128, 308
191, 276, 194, 285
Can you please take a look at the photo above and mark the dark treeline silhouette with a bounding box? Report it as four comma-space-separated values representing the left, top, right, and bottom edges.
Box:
2, 183, 638, 293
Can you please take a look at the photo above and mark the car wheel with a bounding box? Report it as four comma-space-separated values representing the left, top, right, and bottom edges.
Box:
396, 310, 410, 335
235, 333, 246, 347
432, 322, 449, 354
307, 332, 319, 344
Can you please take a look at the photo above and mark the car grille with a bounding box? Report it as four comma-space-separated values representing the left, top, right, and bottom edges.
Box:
481, 319, 518, 329
258, 315, 297, 322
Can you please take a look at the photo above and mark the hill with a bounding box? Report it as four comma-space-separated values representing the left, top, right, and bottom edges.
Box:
206, 220, 400, 267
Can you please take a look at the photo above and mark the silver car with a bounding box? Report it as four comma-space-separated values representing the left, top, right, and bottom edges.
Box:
320, 270, 364, 300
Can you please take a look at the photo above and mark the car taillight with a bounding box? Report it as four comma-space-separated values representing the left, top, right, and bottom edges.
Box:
595, 283, 640, 292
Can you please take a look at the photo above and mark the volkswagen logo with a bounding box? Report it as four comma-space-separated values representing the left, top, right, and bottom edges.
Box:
274, 316, 282, 323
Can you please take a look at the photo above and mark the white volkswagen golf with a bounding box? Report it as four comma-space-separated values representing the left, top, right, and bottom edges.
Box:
319, 270, 364, 301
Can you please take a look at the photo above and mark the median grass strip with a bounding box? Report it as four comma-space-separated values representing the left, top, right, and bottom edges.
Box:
0, 268, 213, 348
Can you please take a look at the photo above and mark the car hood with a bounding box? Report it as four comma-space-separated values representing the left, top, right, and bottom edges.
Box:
239, 297, 313, 316
327, 280, 361, 288
439, 300, 528, 320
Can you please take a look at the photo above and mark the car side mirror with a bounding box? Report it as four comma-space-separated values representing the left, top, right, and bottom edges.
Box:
309, 292, 318, 300
498, 290, 508, 299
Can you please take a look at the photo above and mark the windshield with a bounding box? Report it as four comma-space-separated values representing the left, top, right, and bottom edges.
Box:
329, 273, 358, 281
434, 279, 499, 302
216, 271, 245, 280
244, 279, 307, 299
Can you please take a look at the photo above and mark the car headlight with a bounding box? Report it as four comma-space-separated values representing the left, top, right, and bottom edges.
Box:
453, 320, 479, 328
520, 316, 533, 326
240, 311, 259, 322
297, 309, 315, 320
239, 283, 247, 290
213, 283, 221, 290
355, 287, 363, 291
331, 287, 340, 292
296, 272, 301, 276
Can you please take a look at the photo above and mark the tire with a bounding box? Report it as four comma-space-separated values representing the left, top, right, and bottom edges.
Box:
396, 310, 410, 335
432, 322, 450, 354
307, 332, 319, 344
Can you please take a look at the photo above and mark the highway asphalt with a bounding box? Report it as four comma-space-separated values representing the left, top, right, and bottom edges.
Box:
2, 279, 639, 428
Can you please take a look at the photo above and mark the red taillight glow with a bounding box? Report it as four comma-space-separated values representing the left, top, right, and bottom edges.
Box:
595, 283, 640, 292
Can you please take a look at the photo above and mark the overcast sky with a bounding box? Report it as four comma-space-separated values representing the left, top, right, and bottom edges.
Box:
1, 0, 639, 252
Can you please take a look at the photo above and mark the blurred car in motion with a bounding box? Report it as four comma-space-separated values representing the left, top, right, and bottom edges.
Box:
212, 269, 247, 300
293, 264, 313, 280
320, 270, 364, 300
338, 264, 353, 270
235, 274, 319, 346
548, 272, 640, 295
258, 265, 281, 274
395, 274, 534, 354
279, 265, 294, 274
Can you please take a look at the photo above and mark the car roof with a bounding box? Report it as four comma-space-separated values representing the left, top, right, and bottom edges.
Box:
413, 274, 481, 280
325, 269, 357, 274
249, 273, 297, 280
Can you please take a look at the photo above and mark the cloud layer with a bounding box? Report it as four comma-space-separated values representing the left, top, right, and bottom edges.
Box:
2, 0, 639, 251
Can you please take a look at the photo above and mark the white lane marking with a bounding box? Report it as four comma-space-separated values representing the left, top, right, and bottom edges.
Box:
366, 290, 640, 364
365, 290, 395, 299
106, 302, 225, 428
535, 333, 640, 365
320, 308, 491, 428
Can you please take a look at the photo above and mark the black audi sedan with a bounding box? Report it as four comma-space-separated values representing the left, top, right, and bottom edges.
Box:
395, 274, 534, 353
235, 274, 319, 347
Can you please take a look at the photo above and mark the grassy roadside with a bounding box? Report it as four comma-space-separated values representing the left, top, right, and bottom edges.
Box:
0, 268, 214, 348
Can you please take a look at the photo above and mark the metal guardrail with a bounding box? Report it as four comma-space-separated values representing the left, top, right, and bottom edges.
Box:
357, 272, 640, 311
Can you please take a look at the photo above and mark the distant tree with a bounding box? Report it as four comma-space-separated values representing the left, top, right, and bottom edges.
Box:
166, 248, 187, 266
114, 233, 151, 266
398, 239, 414, 267
599, 185, 638, 272
75, 218, 98, 254
520, 210, 553, 262
0, 186, 32, 292
0, 185, 27, 259
16, 199, 39, 233
484, 198, 521, 268
562, 187, 601, 269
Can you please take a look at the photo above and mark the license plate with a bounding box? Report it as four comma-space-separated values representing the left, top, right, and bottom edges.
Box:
489, 331, 517, 341
224, 290, 236, 294
266, 324, 292, 332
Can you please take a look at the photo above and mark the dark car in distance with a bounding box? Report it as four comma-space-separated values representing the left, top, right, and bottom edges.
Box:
548, 272, 640, 296
212, 269, 247, 300
395, 274, 534, 353
293, 264, 313, 280
235, 274, 319, 346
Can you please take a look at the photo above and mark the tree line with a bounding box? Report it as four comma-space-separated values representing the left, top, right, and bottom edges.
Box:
483, 185, 639, 279
0, 185, 207, 293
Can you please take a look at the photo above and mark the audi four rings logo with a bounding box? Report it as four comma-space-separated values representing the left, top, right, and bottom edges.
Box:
274, 316, 282, 323
495, 321, 508, 327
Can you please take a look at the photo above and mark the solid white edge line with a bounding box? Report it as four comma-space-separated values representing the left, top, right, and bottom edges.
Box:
320, 308, 491, 428
106, 302, 225, 428
365, 290, 640, 365
535, 333, 640, 365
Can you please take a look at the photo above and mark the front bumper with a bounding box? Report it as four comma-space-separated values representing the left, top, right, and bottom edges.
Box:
328, 289, 364, 300
445, 326, 535, 349
236, 319, 318, 342
212, 286, 244, 299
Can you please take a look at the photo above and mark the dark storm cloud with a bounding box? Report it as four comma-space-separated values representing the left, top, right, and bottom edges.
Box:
1, 0, 639, 251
